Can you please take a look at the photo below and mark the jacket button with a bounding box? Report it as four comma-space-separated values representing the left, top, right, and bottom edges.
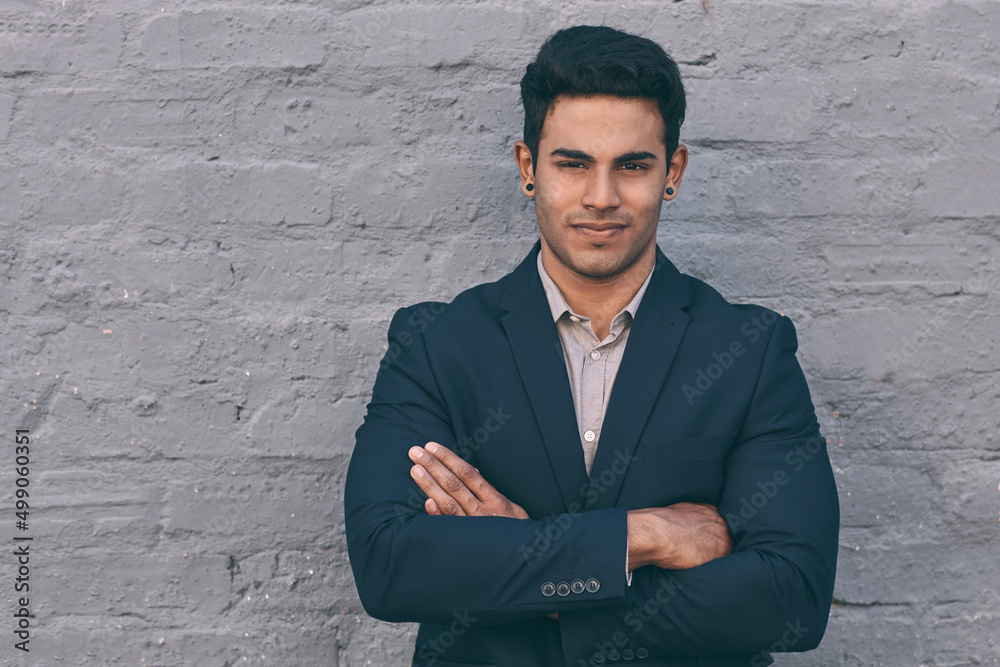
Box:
592, 653, 606, 664
541, 582, 555, 597
571, 579, 586, 594
556, 581, 571, 596
636, 648, 649, 659
607, 649, 621, 661
585, 578, 600, 593
622, 649, 635, 660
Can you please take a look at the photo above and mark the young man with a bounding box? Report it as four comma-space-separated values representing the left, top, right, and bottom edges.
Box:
345, 25, 839, 667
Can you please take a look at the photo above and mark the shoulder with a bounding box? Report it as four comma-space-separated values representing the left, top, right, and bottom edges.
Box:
385, 266, 517, 344
670, 267, 797, 352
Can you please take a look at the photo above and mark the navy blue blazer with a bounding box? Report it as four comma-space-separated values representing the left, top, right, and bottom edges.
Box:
345, 242, 839, 667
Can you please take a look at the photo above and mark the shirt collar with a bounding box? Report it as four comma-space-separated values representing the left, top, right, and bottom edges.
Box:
536, 250, 654, 325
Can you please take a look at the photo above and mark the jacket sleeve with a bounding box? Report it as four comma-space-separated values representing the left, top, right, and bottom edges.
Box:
344, 306, 633, 626
556, 315, 840, 664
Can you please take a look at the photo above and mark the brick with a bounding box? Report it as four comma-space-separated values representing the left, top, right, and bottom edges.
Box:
141, 9, 326, 71
162, 473, 337, 543
0, 12, 120, 74
36, 553, 230, 617
8, 164, 126, 226
11, 89, 191, 149
780, 609, 922, 667
919, 154, 1000, 219
139, 162, 332, 228
337, 157, 511, 231
0, 91, 14, 141
685, 79, 828, 145
804, 304, 980, 383
340, 6, 527, 70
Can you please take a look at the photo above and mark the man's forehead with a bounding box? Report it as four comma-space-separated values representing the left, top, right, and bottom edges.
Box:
540, 94, 666, 152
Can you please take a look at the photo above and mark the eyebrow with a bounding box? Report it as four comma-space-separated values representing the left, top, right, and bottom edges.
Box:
549, 148, 659, 163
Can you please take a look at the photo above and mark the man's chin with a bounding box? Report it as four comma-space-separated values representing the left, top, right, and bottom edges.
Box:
566, 255, 633, 280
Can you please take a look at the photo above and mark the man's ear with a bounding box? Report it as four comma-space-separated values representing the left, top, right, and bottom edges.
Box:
514, 140, 536, 197
663, 144, 689, 201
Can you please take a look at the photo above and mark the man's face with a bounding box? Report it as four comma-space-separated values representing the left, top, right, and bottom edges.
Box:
518, 95, 684, 281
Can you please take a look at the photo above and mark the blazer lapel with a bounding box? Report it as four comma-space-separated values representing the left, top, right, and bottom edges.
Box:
585, 249, 692, 510
500, 243, 590, 511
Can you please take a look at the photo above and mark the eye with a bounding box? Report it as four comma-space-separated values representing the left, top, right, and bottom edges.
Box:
618, 163, 646, 171
558, 161, 586, 169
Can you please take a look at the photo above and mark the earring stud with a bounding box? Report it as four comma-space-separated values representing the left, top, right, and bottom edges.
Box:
666, 187, 674, 195
526, 183, 534, 192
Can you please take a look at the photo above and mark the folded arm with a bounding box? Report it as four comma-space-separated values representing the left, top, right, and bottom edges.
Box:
345, 307, 839, 659
345, 307, 632, 626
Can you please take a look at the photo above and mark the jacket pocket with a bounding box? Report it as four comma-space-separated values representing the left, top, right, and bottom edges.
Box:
641, 432, 736, 463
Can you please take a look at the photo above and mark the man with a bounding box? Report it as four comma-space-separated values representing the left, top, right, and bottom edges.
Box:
345, 25, 839, 667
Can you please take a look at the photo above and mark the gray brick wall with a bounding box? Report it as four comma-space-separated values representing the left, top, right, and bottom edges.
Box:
1, 1, 997, 665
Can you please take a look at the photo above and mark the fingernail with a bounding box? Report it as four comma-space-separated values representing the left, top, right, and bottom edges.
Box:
409, 446, 424, 460
425, 442, 439, 453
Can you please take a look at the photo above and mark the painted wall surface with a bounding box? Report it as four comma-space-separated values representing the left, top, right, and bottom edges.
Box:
1, 1, 998, 665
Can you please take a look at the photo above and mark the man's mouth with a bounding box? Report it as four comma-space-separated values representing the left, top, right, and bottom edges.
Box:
572, 223, 626, 240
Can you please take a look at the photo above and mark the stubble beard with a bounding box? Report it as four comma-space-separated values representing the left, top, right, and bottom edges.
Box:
535, 194, 659, 281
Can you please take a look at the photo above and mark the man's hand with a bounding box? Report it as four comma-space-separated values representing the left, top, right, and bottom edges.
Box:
409, 442, 529, 519
627, 503, 733, 571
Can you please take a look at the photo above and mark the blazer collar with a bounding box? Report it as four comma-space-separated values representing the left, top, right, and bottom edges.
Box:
500, 241, 692, 511
499, 241, 690, 312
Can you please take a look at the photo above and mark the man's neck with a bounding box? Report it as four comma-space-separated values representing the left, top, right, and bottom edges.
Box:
539, 244, 655, 340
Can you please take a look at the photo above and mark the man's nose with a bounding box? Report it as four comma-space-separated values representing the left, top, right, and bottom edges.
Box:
580, 169, 621, 211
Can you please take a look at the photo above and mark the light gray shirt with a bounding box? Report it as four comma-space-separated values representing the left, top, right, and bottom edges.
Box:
536, 252, 654, 476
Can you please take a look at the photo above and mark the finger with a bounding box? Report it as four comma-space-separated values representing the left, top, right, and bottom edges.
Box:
423, 444, 530, 519
424, 442, 500, 503
416, 443, 490, 510
409, 446, 481, 514
410, 464, 468, 516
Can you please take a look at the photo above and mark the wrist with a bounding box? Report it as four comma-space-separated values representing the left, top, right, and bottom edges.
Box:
626, 510, 656, 571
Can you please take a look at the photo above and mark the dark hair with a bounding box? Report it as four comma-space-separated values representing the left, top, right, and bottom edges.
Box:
520, 25, 686, 171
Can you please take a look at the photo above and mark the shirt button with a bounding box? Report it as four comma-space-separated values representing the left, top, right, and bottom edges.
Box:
541, 582, 555, 597
584, 430, 596, 442
590, 350, 601, 360
569, 315, 581, 323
